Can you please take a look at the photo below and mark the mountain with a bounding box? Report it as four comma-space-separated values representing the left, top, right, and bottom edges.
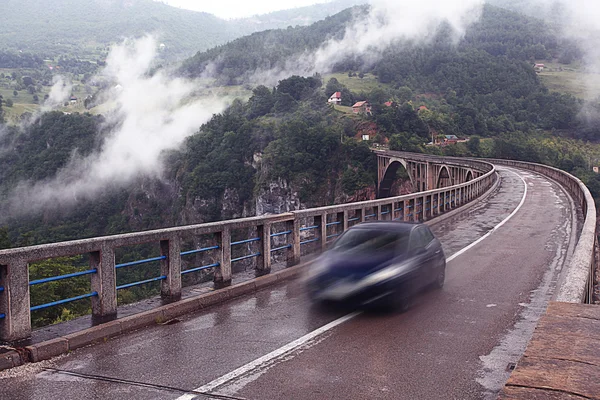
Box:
181, 4, 562, 85
181, 6, 365, 81
0, 0, 364, 58
484, 0, 566, 25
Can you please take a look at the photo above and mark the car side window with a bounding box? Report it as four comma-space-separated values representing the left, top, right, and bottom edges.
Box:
422, 227, 435, 246
409, 228, 427, 251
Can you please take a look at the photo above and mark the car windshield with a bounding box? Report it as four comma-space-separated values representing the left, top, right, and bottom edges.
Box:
333, 229, 409, 254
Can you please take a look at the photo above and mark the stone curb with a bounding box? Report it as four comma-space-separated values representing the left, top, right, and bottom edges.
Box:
0, 349, 24, 370
11, 262, 307, 368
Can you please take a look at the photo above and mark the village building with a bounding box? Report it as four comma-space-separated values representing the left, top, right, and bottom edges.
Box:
328, 92, 342, 105
534, 63, 545, 72
352, 101, 372, 115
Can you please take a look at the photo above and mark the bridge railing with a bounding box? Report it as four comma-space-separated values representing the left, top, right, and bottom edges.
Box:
0, 159, 497, 343
489, 159, 597, 304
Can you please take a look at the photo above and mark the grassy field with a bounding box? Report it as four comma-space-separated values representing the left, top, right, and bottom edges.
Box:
324, 72, 391, 93
333, 104, 354, 114
538, 62, 600, 100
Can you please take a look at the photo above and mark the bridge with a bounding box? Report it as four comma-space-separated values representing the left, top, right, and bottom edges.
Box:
0, 151, 597, 399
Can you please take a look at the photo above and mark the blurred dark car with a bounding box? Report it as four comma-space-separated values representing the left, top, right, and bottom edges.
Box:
306, 221, 446, 310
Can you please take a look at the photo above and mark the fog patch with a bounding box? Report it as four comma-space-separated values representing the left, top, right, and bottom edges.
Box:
42, 76, 73, 111
3, 36, 227, 217
249, 0, 484, 85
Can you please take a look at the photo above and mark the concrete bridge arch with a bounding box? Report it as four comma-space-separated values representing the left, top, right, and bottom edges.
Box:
376, 150, 485, 198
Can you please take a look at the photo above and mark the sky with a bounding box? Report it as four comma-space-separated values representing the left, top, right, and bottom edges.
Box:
156, 0, 335, 19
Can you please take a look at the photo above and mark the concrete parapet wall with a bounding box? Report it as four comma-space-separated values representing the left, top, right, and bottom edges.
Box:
489, 159, 597, 304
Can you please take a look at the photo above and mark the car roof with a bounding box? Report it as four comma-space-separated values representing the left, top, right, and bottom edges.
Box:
348, 221, 420, 233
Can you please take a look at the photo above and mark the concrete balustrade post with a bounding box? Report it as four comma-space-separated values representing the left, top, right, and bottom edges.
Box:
256, 223, 271, 276
90, 246, 117, 324
341, 210, 349, 231
0, 259, 31, 343
386, 204, 393, 221
317, 213, 328, 251
160, 237, 182, 302
214, 227, 232, 289
286, 219, 300, 267
359, 208, 366, 223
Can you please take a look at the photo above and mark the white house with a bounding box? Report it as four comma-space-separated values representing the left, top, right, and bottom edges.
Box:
328, 92, 342, 105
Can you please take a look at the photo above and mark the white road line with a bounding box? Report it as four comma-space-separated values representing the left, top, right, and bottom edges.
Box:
177, 168, 527, 398
176, 312, 360, 399
447, 168, 527, 262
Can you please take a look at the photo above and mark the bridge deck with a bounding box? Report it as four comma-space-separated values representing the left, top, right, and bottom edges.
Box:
499, 301, 600, 400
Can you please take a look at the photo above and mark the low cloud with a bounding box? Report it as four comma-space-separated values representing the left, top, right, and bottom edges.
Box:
42, 76, 73, 111
4, 36, 227, 216
250, 0, 484, 85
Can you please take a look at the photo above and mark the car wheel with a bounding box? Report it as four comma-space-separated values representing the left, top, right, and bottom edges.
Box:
387, 290, 411, 312
433, 267, 445, 289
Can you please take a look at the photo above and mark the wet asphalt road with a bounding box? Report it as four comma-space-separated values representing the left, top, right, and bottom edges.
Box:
0, 166, 575, 400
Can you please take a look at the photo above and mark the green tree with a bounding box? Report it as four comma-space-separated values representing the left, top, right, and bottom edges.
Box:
247, 85, 275, 118
29, 256, 92, 328
467, 135, 481, 156
0, 227, 10, 249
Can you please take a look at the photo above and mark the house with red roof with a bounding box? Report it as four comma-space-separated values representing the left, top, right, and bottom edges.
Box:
328, 92, 342, 105
352, 101, 372, 115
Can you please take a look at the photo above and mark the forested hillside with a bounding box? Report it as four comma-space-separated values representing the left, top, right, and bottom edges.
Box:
184, 5, 592, 139
0, 0, 362, 59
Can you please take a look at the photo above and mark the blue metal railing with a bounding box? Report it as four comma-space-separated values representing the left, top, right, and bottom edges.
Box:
300, 238, 320, 245
180, 245, 219, 256
180, 246, 220, 275
117, 276, 167, 291
300, 225, 319, 232
365, 213, 377, 219
0, 314, 5, 319
181, 263, 220, 276
232, 252, 261, 263
31, 291, 98, 312
271, 245, 292, 253
326, 233, 341, 239
0, 286, 4, 293
115, 255, 168, 292
325, 221, 342, 227
231, 237, 261, 246
270, 230, 292, 238
29, 269, 97, 286
348, 217, 360, 222
28, 265, 98, 312
116, 256, 166, 269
